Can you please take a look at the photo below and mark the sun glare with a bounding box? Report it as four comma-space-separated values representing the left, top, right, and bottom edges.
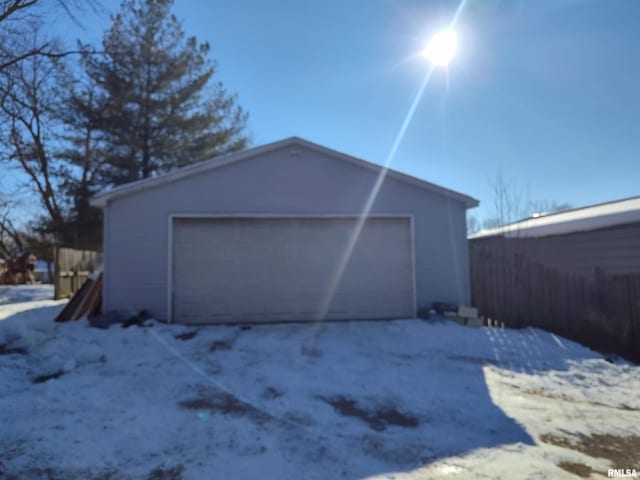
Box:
423, 28, 457, 66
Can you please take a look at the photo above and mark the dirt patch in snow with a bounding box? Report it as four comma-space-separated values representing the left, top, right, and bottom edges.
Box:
319, 395, 419, 431
541, 432, 640, 466
147, 465, 184, 480
31, 370, 65, 384
0, 343, 28, 355
4, 465, 184, 480
173, 331, 197, 341
179, 392, 268, 423
525, 388, 640, 412
557, 461, 593, 478
4, 467, 122, 480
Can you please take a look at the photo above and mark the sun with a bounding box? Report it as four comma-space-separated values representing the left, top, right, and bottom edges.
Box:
422, 29, 458, 67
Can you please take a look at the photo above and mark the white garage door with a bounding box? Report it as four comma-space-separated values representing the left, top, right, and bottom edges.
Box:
171, 217, 415, 324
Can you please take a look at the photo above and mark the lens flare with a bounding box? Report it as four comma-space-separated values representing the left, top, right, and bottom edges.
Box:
423, 29, 457, 66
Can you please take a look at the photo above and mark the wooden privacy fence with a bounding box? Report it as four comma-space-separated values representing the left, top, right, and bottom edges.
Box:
470, 245, 640, 363
54, 247, 102, 300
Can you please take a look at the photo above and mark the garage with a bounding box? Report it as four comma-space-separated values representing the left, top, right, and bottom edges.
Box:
91, 137, 478, 323
171, 216, 415, 323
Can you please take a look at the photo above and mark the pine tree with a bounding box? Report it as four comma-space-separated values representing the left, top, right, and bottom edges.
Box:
85, 0, 249, 184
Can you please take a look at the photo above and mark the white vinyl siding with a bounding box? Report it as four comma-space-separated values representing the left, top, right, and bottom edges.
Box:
102, 144, 471, 319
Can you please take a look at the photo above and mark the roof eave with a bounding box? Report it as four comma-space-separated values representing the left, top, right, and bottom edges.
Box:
90, 136, 479, 209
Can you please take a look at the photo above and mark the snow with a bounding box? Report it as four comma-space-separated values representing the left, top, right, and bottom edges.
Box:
1, 288, 638, 479
470, 195, 640, 239
0, 284, 54, 306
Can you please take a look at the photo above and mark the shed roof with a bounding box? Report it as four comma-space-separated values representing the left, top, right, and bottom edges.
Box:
470, 195, 640, 239
90, 137, 479, 208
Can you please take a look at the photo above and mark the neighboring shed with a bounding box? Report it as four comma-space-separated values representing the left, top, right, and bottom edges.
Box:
91, 137, 478, 324
469, 196, 640, 277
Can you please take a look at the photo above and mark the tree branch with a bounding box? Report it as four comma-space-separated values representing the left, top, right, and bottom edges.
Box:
0, 47, 91, 72
0, 0, 38, 23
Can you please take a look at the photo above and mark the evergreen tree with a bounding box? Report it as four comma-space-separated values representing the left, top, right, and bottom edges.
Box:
85, 0, 249, 184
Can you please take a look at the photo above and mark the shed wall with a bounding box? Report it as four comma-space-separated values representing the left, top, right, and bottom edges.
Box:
104, 146, 470, 319
470, 222, 640, 278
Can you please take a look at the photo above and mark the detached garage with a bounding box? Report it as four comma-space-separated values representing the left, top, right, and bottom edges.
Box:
91, 137, 478, 324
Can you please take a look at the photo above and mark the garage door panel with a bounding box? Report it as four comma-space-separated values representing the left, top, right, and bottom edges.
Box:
172, 217, 414, 323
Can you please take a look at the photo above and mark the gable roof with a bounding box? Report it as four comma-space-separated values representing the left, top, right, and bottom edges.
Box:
90, 137, 479, 208
470, 195, 640, 239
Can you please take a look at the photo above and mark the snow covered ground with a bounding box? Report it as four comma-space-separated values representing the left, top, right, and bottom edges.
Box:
0, 286, 638, 479
0, 284, 54, 306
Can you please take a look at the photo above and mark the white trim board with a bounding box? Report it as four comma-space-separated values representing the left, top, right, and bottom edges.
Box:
101, 202, 109, 313
470, 195, 640, 239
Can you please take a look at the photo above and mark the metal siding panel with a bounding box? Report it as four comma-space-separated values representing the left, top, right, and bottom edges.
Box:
472, 223, 640, 278
528, 223, 640, 275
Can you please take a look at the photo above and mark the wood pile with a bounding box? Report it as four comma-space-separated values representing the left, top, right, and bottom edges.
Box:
54, 272, 103, 322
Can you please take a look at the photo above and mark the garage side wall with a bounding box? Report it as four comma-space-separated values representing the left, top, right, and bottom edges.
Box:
104, 147, 471, 320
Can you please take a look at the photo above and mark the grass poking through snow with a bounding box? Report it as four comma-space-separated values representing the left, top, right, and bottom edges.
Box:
541, 432, 640, 466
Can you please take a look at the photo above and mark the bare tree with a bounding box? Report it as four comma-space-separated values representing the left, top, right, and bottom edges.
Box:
0, 1, 109, 252
0, 190, 25, 260
0, 34, 66, 235
0, 1, 100, 72
481, 173, 572, 231
483, 172, 529, 229
467, 214, 481, 236
527, 199, 573, 217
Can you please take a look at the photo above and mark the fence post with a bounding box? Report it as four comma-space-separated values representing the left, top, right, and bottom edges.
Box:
54, 246, 60, 300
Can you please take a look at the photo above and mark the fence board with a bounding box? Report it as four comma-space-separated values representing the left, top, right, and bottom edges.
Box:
470, 244, 640, 363
54, 248, 102, 299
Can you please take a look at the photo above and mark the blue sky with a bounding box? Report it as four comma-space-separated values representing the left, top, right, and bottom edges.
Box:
44, 0, 640, 221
